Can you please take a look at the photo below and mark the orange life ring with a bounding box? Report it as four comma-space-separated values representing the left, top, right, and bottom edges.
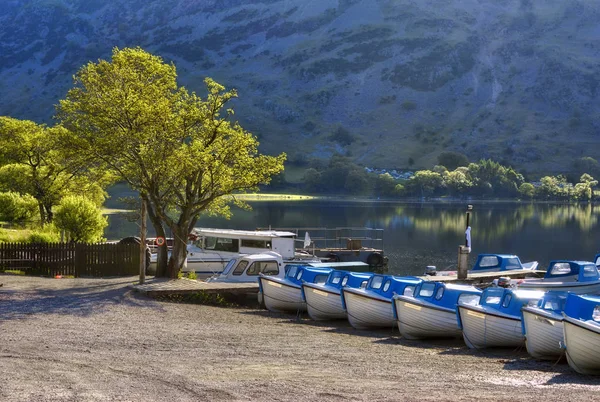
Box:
155, 237, 166, 246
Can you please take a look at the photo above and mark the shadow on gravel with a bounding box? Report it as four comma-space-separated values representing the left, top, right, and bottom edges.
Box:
0, 280, 164, 320
544, 371, 600, 385
438, 345, 533, 360
501, 356, 568, 373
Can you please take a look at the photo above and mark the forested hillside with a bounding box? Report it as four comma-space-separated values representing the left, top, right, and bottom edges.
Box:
1, 0, 599, 173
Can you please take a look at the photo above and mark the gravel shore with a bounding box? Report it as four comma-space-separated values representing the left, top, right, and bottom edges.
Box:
1, 275, 599, 401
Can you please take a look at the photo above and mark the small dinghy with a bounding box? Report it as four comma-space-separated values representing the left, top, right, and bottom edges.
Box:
302, 270, 373, 321
457, 287, 544, 349
521, 291, 568, 360
342, 275, 422, 330
259, 265, 332, 313
432, 254, 538, 276
516, 260, 600, 294
562, 293, 600, 375
393, 282, 481, 340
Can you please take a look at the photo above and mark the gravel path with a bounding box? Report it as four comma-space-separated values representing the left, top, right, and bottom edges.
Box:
1, 275, 599, 401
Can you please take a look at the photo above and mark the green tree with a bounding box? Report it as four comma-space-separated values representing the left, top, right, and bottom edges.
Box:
406, 170, 444, 196
373, 173, 399, 197
57, 47, 285, 277
437, 151, 469, 170
573, 174, 598, 201
0, 192, 38, 222
54, 195, 108, 242
518, 183, 535, 199
0, 117, 108, 224
445, 169, 472, 195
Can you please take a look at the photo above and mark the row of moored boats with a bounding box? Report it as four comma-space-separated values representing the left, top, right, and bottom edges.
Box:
257, 253, 600, 375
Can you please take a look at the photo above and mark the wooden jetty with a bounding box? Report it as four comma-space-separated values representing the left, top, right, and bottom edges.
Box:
130, 278, 258, 297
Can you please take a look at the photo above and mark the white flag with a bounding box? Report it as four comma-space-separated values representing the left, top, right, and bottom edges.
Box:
465, 226, 472, 251
304, 232, 311, 248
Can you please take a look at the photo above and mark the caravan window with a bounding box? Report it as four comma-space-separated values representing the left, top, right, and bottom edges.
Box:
241, 239, 272, 249
382, 280, 391, 292
403, 286, 415, 297
204, 237, 239, 253
232, 260, 249, 276
593, 306, 600, 322
341, 276, 349, 286
434, 287, 445, 300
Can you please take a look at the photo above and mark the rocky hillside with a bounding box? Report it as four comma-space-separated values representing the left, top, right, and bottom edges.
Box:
1, 0, 599, 174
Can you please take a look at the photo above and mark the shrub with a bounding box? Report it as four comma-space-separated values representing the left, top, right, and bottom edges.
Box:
0, 192, 38, 222
437, 151, 469, 170
54, 196, 108, 243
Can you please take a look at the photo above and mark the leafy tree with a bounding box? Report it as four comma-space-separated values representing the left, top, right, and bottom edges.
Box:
445, 169, 472, 195
0, 192, 38, 222
302, 168, 322, 193
57, 47, 285, 277
536, 175, 570, 199
0, 117, 109, 224
437, 151, 469, 170
373, 173, 399, 197
572, 157, 600, 181
54, 195, 108, 242
573, 174, 598, 201
518, 183, 535, 199
406, 170, 444, 196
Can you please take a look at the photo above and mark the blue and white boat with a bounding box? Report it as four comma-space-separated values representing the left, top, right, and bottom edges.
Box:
433, 254, 538, 277
521, 291, 568, 360
516, 260, 600, 294
562, 293, 600, 374
342, 275, 422, 330
392, 282, 481, 340
259, 265, 332, 313
302, 270, 373, 321
457, 287, 544, 349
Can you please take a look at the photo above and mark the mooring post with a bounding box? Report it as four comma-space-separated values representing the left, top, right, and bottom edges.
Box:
139, 197, 147, 285
457, 205, 473, 280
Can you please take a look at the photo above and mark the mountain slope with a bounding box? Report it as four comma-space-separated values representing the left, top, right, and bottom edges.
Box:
1, 0, 599, 173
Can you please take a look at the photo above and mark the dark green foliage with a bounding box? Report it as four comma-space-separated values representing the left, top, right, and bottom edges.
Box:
401, 101, 417, 110
437, 151, 469, 170
329, 126, 356, 146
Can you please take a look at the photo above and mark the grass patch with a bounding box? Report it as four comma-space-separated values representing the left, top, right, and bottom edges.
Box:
0, 269, 26, 275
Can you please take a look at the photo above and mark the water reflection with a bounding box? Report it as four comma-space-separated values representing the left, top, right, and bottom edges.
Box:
106, 201, 600, 276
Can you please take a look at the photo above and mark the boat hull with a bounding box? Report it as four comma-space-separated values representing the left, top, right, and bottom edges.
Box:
343, 289, 394, 330
260, 277, 305, 313
458, 305, 524, 349
563, 317, 600, 375
394, 297, 460, 339
518, 281, 600, 294
302, 284, 345, 320
521, 308, 564, 360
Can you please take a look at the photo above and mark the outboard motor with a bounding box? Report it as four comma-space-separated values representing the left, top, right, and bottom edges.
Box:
496, 277, 511, 287
425, 265, 437, 276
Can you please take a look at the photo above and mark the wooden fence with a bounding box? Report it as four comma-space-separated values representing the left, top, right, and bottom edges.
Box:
0, 242, 140, 277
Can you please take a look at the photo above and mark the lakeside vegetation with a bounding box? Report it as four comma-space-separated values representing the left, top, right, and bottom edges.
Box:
272, 152, 600, 202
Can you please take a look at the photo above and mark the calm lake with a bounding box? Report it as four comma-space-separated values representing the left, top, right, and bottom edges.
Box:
105, 200, 600, 276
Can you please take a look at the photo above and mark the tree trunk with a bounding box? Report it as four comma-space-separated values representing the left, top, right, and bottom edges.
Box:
167, 226, 189, 278
44, 204, 53, 223
37, 202, 46, 225
144, 198, 168, 277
